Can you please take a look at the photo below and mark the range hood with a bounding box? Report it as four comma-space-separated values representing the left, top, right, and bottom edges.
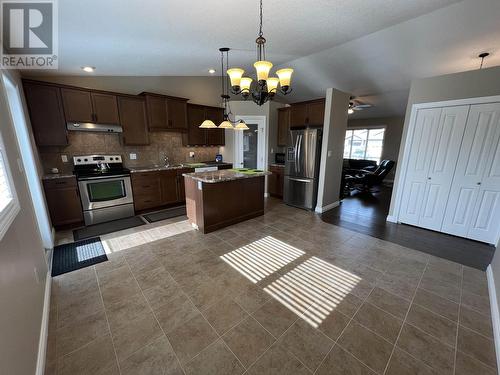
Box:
66, 122, 122, 133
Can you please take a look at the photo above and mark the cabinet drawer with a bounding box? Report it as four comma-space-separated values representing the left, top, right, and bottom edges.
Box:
134, 194, 162, 211
43, 177, 77, 189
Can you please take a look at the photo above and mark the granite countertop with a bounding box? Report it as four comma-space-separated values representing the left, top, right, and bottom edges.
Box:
129, 165, 190, 173
42, 173, 75, 180
183, 169, 270, 183
269, 163, 285, 168
129, 162, 232, 173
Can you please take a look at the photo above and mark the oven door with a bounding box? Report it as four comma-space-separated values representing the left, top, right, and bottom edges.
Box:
78, 175, 133, 211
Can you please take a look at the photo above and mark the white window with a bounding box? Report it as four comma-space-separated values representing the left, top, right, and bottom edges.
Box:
344, 128, 385, 163
0, 131, 20, 240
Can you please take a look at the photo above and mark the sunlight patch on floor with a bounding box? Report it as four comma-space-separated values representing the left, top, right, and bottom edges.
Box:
264, 257, 361, 328
100, 219, 193, 253
220, 236, 305, 283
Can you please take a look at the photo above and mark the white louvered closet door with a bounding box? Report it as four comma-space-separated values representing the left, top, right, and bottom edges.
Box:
442, 103, 500, 240
399, 108, 442, 225
417, 106, 469, 231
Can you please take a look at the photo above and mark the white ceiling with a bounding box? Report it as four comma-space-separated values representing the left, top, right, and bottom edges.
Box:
26, 0, 500, 118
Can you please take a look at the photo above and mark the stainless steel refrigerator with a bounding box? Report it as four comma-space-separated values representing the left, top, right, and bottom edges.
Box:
284, 128, 323, 210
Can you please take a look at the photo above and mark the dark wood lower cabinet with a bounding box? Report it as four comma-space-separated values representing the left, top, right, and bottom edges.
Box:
43, 177, 83, 228
268, 166, 284, 198
131, 168, 194, 212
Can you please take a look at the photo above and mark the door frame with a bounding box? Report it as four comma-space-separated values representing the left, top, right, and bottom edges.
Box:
233, 115, 267, 170
389, 95, 500, 233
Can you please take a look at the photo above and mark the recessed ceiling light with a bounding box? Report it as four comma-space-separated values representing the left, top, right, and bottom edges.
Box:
208, 68, 216, 74
82, 66, 95, 73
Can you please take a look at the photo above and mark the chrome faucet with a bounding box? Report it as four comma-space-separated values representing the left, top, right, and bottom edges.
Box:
163, 155, 170, 167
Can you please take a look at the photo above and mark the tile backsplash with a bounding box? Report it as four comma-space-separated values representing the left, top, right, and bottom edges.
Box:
38, 132, 219, 174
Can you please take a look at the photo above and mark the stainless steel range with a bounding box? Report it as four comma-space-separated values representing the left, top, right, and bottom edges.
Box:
74, 155, 134, 225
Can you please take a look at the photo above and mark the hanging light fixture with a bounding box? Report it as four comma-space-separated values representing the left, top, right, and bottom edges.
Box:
227, 0, 294, 106
200, 48, 249, 130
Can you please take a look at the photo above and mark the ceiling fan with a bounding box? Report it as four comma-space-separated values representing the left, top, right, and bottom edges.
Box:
348, 97, 373, 114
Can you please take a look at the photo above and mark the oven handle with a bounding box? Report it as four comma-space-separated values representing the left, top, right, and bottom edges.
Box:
78, 174, 131, 181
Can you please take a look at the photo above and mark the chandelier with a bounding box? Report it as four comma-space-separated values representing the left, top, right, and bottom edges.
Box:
200, 48, 249, 130
226, 0, 294, 106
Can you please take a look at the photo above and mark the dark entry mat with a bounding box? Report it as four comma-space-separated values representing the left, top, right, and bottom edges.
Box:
52, 237, 107, 276
73, 216, 146, 241
143, 206, 187, 223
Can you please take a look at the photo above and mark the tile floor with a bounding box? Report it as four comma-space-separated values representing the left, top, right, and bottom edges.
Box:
45, 199, 497, 375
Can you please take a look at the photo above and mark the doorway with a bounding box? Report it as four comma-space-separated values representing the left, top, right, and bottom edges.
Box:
233, 115, 266, 170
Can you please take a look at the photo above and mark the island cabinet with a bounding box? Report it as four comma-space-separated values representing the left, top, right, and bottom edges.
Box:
277, 107, 290, 146
61, 88, 120, 124
43, 177, 83, 228
268, 165, 284, 198
184, 171, 266, 233
142, 92, 188, 131
131, 168, 193, 212
118, 96, 149, 145
290, 98, 325, 128
23, 80, 68, 146
185, 104, 225, 146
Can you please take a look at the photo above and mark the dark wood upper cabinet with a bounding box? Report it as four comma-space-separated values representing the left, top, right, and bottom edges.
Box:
91, 92, 120, 124
277, 107, 290, 146
307, 99, 325, 126
61, 88, 94, 122
205, 106, 225, 146
118, 96, 149, 145
144, 94, 168, 130
290, 99, 325, 128
142, 93, 188, 132
290, 103, 308, 128
186, 104, 208, 146
167, 98, 188, 130
23, 81, 68, 146
43, 177, 83, 227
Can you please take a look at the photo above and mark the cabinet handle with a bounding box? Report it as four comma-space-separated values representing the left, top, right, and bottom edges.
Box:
477, 182, 481, 185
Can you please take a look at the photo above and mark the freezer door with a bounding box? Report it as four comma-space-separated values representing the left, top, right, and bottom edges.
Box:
285, 130, 303, 176
283, 176, 318, 210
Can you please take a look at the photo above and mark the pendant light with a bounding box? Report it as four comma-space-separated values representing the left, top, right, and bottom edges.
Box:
227, 0, 294, 106
200, 48, 249, 130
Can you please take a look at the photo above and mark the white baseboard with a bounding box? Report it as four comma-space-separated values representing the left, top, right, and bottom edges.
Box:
315, 201, 340, 214
386, 215, 398, 223
486, 265, 500, 374
35, 271, 52, 375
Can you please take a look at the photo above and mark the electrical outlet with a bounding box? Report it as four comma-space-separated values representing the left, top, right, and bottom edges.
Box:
327, 150, 332, 157
61, 154, 68, 163
189, 151, 195, 158
34, 267, 40, 284
129, 153, 137, 160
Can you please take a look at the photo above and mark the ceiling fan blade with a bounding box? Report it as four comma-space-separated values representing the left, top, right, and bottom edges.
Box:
354, 103, 372, 109
352, 107, 364, 111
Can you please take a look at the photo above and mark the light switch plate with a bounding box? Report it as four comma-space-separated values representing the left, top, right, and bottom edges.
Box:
327, 150, 332, 157
61, 154, 68, 163
129, 153, 137, 160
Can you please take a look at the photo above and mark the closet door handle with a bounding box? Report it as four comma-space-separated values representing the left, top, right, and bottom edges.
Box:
427, 177, 431, 180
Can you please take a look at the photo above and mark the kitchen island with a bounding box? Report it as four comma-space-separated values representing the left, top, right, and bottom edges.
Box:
183, 169, 270, 233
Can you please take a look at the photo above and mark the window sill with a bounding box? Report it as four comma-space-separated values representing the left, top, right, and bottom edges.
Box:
0, 198, 20, 242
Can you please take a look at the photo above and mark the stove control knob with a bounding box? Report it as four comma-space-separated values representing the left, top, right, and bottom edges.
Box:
77, 158, 81, 162
84, 158, 88, 162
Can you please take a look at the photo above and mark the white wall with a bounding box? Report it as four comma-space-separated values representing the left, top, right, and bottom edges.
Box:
0, 70, 48, 375
316, 88, 350, 212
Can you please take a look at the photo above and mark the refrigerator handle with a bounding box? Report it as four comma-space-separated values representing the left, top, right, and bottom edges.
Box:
294, 134, 300, 174
297, 134, 303, 175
